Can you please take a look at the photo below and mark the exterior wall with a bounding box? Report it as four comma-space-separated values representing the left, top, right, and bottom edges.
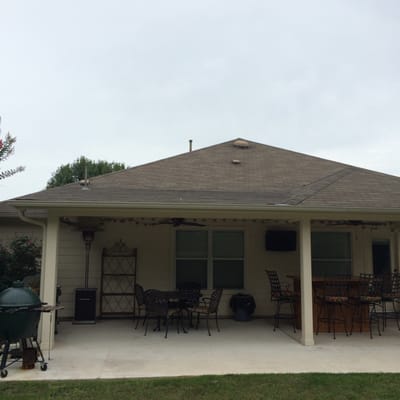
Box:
58, 221, 301, 317
352, 225, 397, 275
0, 219, 42, 247
1, 218, 398, 319
57, 222, 173, 318
246, 222, 299, 316
56, 220, 291, 318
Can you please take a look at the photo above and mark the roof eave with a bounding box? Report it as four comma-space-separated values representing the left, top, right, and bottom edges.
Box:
7, 199, 400, 217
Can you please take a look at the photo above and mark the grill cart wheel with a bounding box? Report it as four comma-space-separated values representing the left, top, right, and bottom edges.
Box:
1, 369, 8, 378
40, 363, 48, 371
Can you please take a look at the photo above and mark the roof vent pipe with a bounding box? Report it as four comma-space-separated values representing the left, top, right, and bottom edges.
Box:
189, 139, 193, 152
81, 165, 90, 190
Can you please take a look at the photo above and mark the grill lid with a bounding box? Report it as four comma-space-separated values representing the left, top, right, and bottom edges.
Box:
0, 281, 41, 309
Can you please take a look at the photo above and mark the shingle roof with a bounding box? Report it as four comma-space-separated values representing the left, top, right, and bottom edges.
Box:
9, 138, 400, 211
0, 201, 47, 218
0, 201, 21, 217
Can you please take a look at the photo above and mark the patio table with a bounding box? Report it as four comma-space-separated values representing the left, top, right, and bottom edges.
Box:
147, 290, 188, 334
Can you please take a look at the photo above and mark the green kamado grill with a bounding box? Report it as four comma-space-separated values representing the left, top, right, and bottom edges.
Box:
0, 281, 48, 378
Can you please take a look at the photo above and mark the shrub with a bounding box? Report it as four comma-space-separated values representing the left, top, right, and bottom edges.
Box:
0, 243, 12, 291
0, 236, 41, 289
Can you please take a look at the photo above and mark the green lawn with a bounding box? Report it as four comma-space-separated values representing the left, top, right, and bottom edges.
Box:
1, 374, 400, 400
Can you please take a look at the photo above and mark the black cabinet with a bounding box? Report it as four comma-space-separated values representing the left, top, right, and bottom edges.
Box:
74, 288, 97, 324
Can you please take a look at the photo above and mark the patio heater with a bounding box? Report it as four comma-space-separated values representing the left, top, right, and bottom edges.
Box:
74, 228, 97, 324
82, 229, 95, 288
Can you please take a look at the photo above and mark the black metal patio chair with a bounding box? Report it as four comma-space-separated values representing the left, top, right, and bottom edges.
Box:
191, 288, 223, 336
178, 283, 202, 327
143, 290, 183, 338
265, 270, 297, 332
350, 273, 382, 339
381, 271, 400, 331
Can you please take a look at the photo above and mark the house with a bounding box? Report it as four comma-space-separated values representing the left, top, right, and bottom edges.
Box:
3, 138, 400, 349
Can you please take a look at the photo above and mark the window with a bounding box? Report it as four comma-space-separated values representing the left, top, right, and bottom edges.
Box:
176, 230, 244, 289
311, 232, 352, 277
176, 231, 208, 289
213, 231, 244, 289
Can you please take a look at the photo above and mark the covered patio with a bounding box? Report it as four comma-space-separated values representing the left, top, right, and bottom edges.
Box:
4, 318, 400, 381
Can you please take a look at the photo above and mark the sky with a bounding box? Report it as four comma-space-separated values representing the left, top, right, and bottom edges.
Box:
1, 0, 400, 201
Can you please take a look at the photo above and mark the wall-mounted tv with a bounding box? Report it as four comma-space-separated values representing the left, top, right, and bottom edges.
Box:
265, 230, 297, 251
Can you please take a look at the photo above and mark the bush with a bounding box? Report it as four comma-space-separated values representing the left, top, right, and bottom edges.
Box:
0, 243, 12, 291
0, 236, 41, 290
0, 243, 11, 276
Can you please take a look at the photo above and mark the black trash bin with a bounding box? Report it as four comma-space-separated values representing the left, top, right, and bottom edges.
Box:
230, 293, 256, 321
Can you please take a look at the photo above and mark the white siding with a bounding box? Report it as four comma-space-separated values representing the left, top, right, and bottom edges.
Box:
56, 222, 172, 318
0, 220, 42, 247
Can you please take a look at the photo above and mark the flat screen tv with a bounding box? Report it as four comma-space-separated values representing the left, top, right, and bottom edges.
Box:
265, 230, 297, 251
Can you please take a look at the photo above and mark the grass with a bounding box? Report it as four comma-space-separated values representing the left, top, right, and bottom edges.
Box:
2, 374, 400, 400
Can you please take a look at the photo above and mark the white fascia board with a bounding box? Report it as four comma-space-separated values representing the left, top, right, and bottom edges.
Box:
7, 200, 400, 221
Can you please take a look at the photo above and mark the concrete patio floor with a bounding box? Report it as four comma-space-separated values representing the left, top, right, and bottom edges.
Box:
3, 318, 400, 381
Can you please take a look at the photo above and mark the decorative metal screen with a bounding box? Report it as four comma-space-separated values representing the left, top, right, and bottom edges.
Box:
100, 240, 137, 318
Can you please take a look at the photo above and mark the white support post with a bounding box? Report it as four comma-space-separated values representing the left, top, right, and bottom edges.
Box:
39, 215, 59, 350
299, 218, 314, 346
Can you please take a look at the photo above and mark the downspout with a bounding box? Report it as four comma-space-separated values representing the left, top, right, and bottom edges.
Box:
16, 208, 49, 345
16, 208, 46, 230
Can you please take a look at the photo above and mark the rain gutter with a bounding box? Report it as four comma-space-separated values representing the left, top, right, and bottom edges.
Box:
7, 199, 400, 216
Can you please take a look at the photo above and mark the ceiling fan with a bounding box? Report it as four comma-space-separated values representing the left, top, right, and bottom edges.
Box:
153, 217, 206, 227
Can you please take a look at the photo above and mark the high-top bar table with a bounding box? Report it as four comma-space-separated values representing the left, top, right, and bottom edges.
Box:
289, 276, 369, 332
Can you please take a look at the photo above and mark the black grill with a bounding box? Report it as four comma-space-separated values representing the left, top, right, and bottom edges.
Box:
0, 282, 48, 378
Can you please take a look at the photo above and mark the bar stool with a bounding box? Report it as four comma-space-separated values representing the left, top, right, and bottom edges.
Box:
350, 273, 382, 339
316, 279, 350, 339
381, 272, 400, 331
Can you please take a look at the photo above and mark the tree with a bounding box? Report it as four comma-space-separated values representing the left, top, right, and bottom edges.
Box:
0, 117, 25, 180
47, 156, 126, 188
